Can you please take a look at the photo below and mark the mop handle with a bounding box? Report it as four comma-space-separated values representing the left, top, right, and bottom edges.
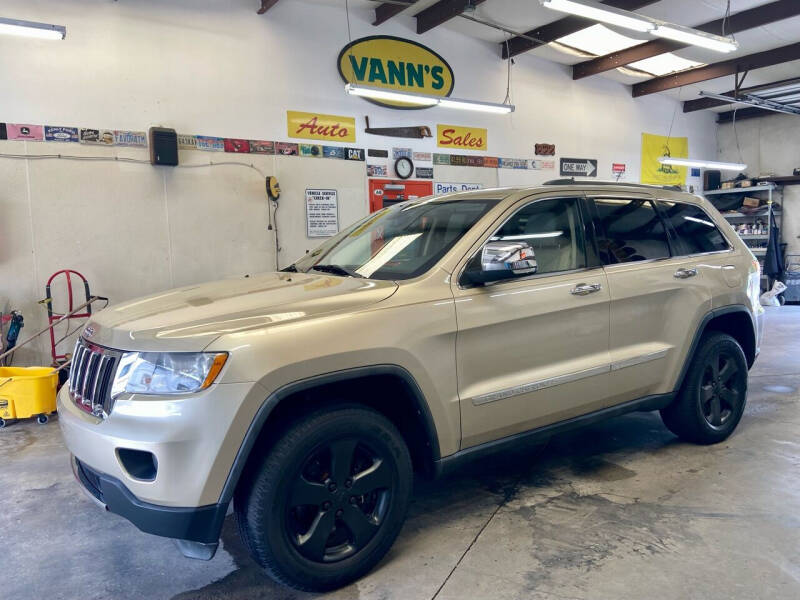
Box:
0, 296, 107, 364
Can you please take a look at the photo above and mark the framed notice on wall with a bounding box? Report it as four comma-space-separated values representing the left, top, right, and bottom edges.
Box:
306, 189, 339, 237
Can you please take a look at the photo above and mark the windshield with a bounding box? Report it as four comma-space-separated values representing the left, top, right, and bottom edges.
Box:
294, 198, 498, 280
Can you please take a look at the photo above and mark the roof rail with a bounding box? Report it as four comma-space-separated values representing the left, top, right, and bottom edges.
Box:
543, 178, 682, 192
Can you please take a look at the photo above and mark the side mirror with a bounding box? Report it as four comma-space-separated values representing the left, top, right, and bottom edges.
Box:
463, 240, 538, 285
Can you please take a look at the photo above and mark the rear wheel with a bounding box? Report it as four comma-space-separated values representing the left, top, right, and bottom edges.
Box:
0, 418, 6, 429
37, 414, 49, 425
661, 332, 748, 444
235, 406, 412, 592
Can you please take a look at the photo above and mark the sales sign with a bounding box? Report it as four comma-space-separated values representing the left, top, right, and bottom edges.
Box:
437, 124, 487, 152
338, 36, 454, 109
560, 157, 597, 177
288, 111, 356, 143
306, 189, 339, 238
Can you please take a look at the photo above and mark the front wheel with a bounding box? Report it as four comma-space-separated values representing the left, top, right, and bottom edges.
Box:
37, 414, 49, 425
661, 332, 748, 444
235, 406, 413, 592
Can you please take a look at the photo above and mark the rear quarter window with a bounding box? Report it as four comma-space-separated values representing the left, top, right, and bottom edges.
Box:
656, 201, 730, 255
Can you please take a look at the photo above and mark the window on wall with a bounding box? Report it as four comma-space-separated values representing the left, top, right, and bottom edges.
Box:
656, 201, 730, 255
594, 198, 671, 264
489, 197, 586, 275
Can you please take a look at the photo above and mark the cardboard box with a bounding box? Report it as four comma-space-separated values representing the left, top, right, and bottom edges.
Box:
742, 196, 760, 208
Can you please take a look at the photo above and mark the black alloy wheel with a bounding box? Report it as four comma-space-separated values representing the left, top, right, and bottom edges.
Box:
287, 437, 392, 563
661, 332, 748, 444
699, 350, 743, 429
235, 406, 412, 592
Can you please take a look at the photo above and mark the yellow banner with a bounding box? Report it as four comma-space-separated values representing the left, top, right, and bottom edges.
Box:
287, 111, 356, 143
640, 132, 688, 186
437, 124, 487, 152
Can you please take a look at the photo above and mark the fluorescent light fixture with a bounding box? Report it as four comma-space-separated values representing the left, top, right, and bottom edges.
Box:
540, 0, 654, 33
438, 98, 514, 114
659, 157, 747, 171
345, 83, 514, 114
652, 24, 738, 53
541, 0, 741, 54
345, 83, 438, 107
0, 17, 66, 40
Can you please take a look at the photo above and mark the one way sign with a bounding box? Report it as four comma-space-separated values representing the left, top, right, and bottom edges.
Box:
560, 158, 598, 177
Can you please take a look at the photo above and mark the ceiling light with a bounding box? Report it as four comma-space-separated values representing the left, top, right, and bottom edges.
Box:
345, 84, 515, 114
438, 98, 514, 114
0, 17, 66, 40
345, 83, 438, 107
659, 157, 747, 171
540, 0, 654, 33
652, 25, 738, 53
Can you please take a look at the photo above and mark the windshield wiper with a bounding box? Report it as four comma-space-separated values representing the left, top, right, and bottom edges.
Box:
311, 264, 364, 278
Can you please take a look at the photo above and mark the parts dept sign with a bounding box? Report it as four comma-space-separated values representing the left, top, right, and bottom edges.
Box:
338, 36, 454, 109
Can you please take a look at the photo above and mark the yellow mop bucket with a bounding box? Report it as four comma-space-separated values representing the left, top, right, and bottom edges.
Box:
0, 367, 58, 428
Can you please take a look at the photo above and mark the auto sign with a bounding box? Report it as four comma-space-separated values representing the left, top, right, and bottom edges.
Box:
338, 36, 454, 109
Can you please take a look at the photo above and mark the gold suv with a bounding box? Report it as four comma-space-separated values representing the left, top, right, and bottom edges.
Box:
58, 182, 763, 591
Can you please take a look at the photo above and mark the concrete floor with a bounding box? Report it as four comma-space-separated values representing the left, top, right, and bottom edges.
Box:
2, 307, 799, 600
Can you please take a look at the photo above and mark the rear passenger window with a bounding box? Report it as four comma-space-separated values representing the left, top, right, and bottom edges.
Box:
656, 201, 730, 255
594, 198, 671, 264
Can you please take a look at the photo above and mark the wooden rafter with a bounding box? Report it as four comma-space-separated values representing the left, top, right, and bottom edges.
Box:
632, 41, 800, 97
257, 0, 279, 15
416, 0, 487, 35
373, 0, 417, 26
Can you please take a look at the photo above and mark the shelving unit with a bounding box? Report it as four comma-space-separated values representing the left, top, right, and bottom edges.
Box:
703, 184, 782, 290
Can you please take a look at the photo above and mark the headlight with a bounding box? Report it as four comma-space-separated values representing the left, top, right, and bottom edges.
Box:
111, 352, 227, 398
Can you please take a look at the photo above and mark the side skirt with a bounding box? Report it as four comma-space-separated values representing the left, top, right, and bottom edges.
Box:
433, 392, 674, 478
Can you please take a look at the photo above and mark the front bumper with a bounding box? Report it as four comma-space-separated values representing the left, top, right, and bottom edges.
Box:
57, 381, 258, 507
71, 455, 227, 545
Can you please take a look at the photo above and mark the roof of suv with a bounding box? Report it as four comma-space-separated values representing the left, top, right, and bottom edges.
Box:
429, 182, 702, 204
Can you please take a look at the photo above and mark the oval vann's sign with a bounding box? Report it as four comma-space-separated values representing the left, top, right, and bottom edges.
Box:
338, 36, 454, 109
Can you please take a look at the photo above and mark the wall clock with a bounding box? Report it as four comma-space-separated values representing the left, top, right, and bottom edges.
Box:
394, 156, 414, 179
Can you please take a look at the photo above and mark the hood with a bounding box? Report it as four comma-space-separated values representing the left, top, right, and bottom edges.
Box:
82, 272, 398, 351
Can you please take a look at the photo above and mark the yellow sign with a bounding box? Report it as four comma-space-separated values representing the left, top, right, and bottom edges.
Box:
338, 36, 454, 109
437, 124, 487, 152
641, 132, 688, 186
287, 111, 356, 143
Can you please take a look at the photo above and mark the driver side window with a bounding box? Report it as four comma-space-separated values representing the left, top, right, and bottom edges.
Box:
490, 197, 587, 275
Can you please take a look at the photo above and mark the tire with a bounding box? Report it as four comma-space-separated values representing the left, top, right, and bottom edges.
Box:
235, 406, 413, 592
37, 414, 49, 425
0, 418, 5, 429
661, 332, 748, 444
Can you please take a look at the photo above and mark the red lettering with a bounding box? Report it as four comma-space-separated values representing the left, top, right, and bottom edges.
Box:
440, 128, 483, 148
296, 116, 349, 138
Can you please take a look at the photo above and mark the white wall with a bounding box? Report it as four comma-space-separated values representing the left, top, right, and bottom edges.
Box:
717, 113, 800, 258
0, 0, 717, 364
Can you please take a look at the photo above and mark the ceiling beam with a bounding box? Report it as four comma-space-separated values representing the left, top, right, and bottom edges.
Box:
632, 41, 800, 97
416, 0, 486, 35
573, 0, 800, 80
373, 0, 417, 26
716, 107, 777, 123
501, 0, 658, 59
256, 0, 279, 14
684, 77, 800, 112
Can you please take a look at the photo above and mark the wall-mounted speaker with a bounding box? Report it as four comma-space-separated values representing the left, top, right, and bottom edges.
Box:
149, 127, 178, 166
703, 170, 721, 191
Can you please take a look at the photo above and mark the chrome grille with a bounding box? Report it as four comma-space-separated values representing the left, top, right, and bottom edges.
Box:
69, 338, 122, 418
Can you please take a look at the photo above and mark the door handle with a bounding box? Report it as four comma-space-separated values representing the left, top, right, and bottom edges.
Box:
570, 283, 602, 296
674, 268, 698, 279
